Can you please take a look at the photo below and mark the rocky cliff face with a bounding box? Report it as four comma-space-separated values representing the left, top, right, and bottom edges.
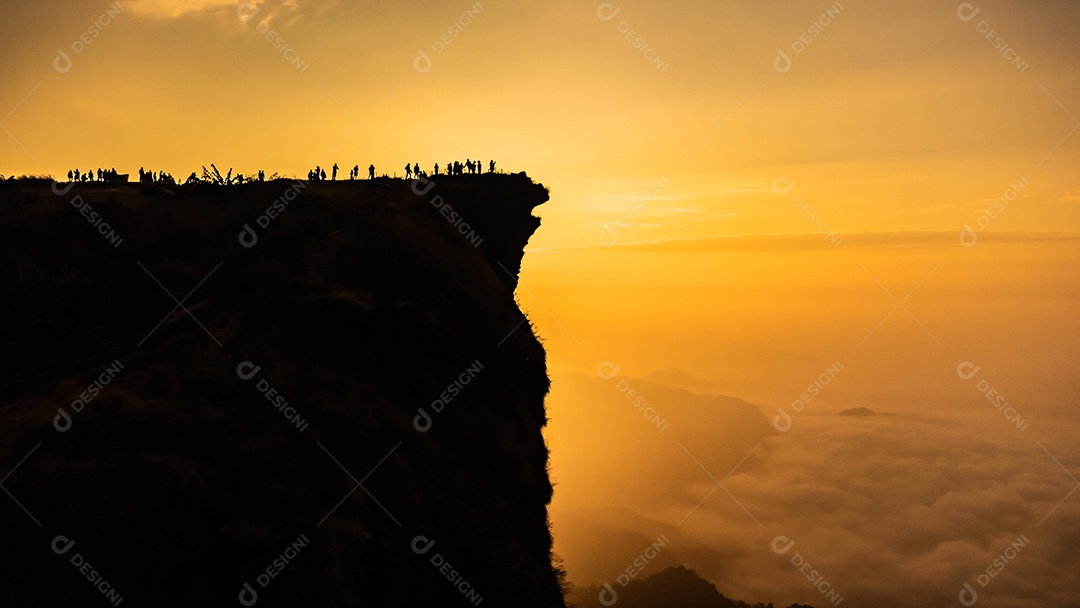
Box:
0, 174, 564, 607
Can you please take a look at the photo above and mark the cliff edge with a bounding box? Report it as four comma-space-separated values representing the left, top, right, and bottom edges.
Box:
0, 174, 564, 607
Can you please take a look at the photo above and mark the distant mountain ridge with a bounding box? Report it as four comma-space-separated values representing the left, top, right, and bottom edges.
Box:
569, 566, 817, 608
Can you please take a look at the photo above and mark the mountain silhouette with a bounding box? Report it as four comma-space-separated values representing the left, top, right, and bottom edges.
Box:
0, 175, 565, 607
546, 372, 774, 586
640, 368, 721, 394
569, 566, 817, 608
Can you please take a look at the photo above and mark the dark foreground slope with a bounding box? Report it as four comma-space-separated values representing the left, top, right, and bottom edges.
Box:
0, 174, 564, 607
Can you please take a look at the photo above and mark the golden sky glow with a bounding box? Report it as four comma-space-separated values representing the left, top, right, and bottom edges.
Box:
4, 1, 1079, 605
3, 0, 1078, 247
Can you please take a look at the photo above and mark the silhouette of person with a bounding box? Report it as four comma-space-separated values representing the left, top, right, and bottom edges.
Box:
434, 163, 439, 175
258, 170, 265, 182
490, 160, 495, 173
320, 168, 326, 181
353, 165, 359, 180
369, 164, 375, 179
332, 163, 339, 180
405, 164, 412, 179
67, 170, 73, 182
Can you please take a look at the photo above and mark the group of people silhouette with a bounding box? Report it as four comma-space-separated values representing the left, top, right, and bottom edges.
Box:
60, 159, 501, 185
346, 165, 376, 180
138, 168, 178, 185
406, 159, 494, 179
307, 163, 375, 181
305, 159, 498, 181
66, 168, 125, 183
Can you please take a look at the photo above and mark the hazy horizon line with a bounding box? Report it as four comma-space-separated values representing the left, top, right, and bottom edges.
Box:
528, 230, 1080, 252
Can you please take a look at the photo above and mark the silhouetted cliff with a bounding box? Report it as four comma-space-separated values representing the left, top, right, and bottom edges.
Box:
0, 174, 564, 607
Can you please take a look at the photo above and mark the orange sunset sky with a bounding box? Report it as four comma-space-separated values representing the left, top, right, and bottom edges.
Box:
2, 1, 1078, 246
4, 1, 1079, 606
